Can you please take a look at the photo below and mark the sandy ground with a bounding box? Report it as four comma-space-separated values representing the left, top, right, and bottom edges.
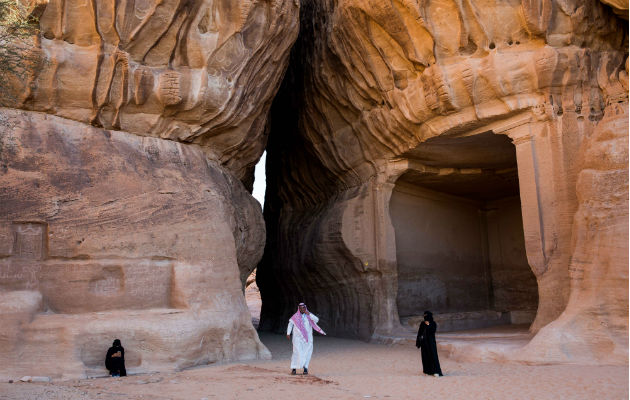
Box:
1, 332, 627, 400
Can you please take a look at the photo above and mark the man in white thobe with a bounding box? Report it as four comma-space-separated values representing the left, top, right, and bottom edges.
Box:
286, 303, 325, 375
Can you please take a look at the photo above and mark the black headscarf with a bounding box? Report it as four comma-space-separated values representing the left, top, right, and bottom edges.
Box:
423, 311, 434, 322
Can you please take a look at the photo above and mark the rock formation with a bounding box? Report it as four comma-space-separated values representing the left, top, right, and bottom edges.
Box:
0, 0, 299, 379
516, 100, 629, 364
258, 0, 628, 364
0, 0, 627, 376
3, 0, 299, 184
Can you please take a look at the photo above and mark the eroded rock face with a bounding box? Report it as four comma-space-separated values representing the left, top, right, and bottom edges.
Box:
3, 0, 299, 182
258, 0, 628, 364
516, 100, 629, 365
0, 109, 269, 379
0, 0, 298, 379
600, 0, 629, 18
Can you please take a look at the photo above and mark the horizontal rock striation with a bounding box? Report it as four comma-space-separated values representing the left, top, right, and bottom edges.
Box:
258, 0, 628, 364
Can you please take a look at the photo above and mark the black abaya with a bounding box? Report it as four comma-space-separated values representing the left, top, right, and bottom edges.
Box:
416, 319, 443, 376
105, 343, 126, 377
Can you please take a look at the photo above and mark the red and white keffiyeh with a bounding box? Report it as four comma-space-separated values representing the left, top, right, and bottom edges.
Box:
290, 304, 325, 342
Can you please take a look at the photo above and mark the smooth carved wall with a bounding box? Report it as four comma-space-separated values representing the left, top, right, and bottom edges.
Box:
485, 196, 538, 314
391, 184, 537, 322
391, 184, 489, 316
0, 0, 299, 379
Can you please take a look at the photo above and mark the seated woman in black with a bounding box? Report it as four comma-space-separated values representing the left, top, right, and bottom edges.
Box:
415, 311, 443, 377
105, 339, 126, 377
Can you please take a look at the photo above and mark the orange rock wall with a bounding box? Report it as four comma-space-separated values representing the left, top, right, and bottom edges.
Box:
0, 0, 299, 379
258, 0, 628, 364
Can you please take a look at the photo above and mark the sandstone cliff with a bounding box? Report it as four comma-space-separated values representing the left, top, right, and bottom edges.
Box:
0, 0, 299, 379
258, 0, 628, 365
1, 0, 627, 376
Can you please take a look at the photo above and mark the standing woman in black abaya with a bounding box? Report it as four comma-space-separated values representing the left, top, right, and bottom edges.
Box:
416, 311, 443, 377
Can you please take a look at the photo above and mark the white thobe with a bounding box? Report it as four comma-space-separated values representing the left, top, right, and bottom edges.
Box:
287, 313, 319, 369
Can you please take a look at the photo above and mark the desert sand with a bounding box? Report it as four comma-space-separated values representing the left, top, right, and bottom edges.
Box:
1, 332, 627, 400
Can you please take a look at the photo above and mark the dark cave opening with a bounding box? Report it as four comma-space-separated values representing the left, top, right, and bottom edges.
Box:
253, 1, 540, 339
391, 132, 539, 331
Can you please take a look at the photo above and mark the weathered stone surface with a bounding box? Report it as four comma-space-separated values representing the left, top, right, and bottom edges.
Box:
0, 0, 298, 379
1, 0, 626, 375
0, 108, 270, 379
600, 0, 629, 19
515, 101, 629, 364
258, 0, 628, 365
3, 0, 299, 183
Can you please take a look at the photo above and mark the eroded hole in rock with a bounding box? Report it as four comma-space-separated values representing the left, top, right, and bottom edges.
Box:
246, 152, 266, 328
392, 131, 538, 332
245, 269, 261, 328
